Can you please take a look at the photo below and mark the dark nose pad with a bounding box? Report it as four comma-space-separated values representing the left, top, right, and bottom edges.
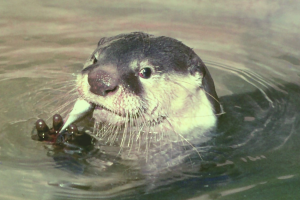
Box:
88, 68, 119, 96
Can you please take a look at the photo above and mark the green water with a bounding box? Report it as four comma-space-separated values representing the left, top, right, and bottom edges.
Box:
0, 1, 300, 199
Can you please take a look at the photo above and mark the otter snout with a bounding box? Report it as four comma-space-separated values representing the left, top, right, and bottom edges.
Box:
88, 66, 119, 96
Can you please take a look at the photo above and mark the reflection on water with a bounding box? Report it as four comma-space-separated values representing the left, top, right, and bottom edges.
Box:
1, 0, 300, 199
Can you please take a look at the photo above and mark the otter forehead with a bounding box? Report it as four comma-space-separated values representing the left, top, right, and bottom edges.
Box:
81, 32, 202, 97
88, 32, 195, 75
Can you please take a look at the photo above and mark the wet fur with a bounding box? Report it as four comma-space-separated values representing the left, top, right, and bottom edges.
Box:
74, 32, 221, 168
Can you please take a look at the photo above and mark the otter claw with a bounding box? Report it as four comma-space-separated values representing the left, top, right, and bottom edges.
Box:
35, 114, 64, 141
53, 114, 63, 132
34, 114, 92, 146
35, 119, 50, 140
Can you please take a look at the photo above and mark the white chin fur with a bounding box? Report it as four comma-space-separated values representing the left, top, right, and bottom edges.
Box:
91, 88, 217, 140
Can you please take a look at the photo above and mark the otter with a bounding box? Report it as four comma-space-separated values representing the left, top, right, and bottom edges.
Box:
58, 32, 221, 169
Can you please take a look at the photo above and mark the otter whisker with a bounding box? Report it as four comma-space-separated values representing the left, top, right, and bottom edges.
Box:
127, 110, 133, 149
95, 121, 105, 137
119, 110, 129, 151
111, 125, 120, 146
109, 122, 120, 144
136, 109, 147, 153
165, 117, 203, 160
105, 124, 116, 144
127, 110, 139, 156
102, 123, 116, 142
93, 121, 100, 137
132, 107, 144, 150
38, 89, 76, 108
171, 79, 224, 116
166, 79, 224, 119
49, 98, 76, 114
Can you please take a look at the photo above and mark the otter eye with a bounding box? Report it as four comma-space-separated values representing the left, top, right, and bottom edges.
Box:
139, 68, 152, 79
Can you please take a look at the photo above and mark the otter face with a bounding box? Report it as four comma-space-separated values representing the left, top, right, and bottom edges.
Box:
76, 32, 220, 147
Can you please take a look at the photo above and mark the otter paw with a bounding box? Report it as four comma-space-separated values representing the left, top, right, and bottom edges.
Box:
33, 114, 93, 146
34, 114, 64, 142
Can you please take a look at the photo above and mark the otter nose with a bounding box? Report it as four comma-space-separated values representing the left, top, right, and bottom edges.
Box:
88, 68, 119, 96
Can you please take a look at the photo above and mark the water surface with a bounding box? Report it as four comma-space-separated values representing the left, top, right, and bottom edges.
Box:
1, 1, 300, 199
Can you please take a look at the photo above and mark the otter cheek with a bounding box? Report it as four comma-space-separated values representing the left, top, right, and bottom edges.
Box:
93, 109, 125, 125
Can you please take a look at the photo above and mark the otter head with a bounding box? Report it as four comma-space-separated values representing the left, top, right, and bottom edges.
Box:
76, 32, 220, 146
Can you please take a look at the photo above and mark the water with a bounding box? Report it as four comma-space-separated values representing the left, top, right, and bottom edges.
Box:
1, 1, 300, 199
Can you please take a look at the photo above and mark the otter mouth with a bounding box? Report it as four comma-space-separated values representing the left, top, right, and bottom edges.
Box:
94, 104, 140, 118
95, 104, 121, 116
94, 104, 166, 126
147, 115, 167, 125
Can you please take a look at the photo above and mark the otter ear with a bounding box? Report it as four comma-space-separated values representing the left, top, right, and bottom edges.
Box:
188, 55, 221, 115
97, 37, 107, 46
188, 56, 206, 80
